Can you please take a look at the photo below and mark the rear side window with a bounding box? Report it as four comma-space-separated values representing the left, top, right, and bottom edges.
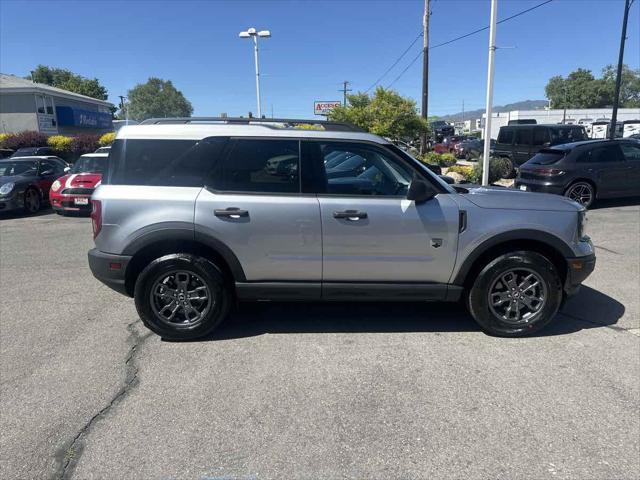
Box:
497, 128, 513, 144
108, 138, 227, 186
514, 128, 532, 146
577, 144, 624, 163
621, 143, 640, 161
210, 139, 300, 194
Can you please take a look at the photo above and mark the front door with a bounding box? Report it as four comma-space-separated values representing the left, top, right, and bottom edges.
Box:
195, 138, 322, 284
301, 141, 460, 291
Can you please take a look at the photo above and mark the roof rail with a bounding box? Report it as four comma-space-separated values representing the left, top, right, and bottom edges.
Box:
138, 117, 365, 132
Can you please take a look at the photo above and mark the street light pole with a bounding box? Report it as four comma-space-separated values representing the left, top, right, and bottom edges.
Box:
610, 0, 633, 140
481, 0, 498, 186
239, 28, 271, 119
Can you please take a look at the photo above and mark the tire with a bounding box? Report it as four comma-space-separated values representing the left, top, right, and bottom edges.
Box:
134, 253, 232, 340
467, 251, 563, 337
564, 181, 595, 209
23, 188, 41, 214
502, 157, 516, 179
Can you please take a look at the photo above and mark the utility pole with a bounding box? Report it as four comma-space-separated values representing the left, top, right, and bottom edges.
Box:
481, 0, 498, 186
610, 0, 633, 140
118, 95, 127, 119
420, 0, 430, 153
340, 81, 352, 107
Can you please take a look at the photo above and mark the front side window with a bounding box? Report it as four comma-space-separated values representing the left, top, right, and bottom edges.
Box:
621, 143, 640, 161
108, 138, 227, 186
211, 139, 299, 194
303, 141, 414, 196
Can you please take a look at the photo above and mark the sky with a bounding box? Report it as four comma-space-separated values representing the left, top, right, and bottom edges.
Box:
1, 0, 638, 118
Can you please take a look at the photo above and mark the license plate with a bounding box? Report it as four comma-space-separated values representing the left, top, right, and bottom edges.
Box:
519, 185, 527, 191
74, 197, 89, 205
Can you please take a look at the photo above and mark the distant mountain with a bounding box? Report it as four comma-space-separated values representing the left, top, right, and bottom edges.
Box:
438, 100, 548, 123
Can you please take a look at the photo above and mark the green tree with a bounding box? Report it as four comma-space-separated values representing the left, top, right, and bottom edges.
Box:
545, 65, 640, 108
30, 65, 109, 100
328, 87, 429, 141
126, 78, 193, 121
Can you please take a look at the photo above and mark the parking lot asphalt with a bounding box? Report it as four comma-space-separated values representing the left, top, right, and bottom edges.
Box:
0, 201, 638, 480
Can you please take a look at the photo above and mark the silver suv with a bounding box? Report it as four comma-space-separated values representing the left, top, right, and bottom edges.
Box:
88, 118, 595, 339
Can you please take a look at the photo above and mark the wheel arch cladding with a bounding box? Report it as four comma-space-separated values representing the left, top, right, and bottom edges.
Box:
123, 232, 245, 297
454, 230, 572, 288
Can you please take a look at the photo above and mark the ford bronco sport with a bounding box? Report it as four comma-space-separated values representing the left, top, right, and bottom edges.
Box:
88, 118, 595, 339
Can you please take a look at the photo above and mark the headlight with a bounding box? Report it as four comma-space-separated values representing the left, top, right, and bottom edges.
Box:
578, 210, 589, 239
0, 182, 15, 195
51, 180, 61, 192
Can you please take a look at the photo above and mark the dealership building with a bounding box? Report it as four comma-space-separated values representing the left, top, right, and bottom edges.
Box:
0, 73, 113, 136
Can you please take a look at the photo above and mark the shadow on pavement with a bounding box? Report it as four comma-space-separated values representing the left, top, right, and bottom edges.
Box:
591, 196, 640, 210
0, 207, 55, 220
189, 285, 624, 342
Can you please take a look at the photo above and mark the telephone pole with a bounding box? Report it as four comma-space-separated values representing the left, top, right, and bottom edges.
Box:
118, 95, 127, 118
610, 0, 634, 140
340, 81, 352, 106
420, 0, 430, 153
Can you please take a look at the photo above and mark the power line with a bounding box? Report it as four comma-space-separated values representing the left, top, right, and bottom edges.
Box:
386, 0, 554, 88
365, 30, 423, 93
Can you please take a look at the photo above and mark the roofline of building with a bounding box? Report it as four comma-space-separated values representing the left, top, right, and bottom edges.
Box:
0, 84, 113, 107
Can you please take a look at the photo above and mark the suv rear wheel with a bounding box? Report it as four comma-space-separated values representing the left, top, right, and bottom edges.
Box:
467, 251, 562, 337
134, 254, 231, 340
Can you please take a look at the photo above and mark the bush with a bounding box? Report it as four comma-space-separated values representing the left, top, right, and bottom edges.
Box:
47, 135, 73, 154
419, 151, 457, 168
0, 131, 48, 150
0, 133, 10, 148
446, 165, 474, 179
468, 157, 512, 184
98, 132, 116, 146
71, 134, 100, 158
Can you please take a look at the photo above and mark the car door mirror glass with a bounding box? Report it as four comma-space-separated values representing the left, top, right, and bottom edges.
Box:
406, 178, 437, 203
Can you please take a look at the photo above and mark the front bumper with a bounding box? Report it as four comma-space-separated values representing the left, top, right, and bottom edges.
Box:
564, 253, 596, 296
51, 195, 92, 214
88, 248, 132, 296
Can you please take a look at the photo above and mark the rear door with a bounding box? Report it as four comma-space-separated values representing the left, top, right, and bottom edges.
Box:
195, 138, 322, 286
513, 127, 533, 165
578, 143, 629, 197
301, 140, 460, 297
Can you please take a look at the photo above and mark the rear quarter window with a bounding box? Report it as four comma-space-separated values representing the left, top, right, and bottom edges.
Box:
107, 138, 227, 186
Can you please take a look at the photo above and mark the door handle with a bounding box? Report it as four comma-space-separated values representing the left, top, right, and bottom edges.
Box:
333, 210, 367, 220
214, 208, 249, 219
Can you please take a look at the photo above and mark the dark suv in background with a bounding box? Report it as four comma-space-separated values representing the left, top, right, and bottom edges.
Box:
515, 139, 640, 208
494, 124, 589, 174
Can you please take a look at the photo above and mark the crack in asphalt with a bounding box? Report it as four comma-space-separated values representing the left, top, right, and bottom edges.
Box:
50, 321, 152, 480
594, 244, 622, 255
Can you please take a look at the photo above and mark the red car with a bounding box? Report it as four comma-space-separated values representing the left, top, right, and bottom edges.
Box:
432, 135, 466, 154
50, 153, 108, 215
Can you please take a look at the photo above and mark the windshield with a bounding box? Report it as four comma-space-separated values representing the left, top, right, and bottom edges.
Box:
71, 156, 108, 174
0, 161, 37, 176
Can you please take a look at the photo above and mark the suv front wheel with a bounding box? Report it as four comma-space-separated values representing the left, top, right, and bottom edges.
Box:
467, 251, 562, 337
134, 254, 231, 340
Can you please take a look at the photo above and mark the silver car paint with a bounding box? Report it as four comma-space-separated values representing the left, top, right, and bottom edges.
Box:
194, 189, 322, 281
93, 124, 593, 288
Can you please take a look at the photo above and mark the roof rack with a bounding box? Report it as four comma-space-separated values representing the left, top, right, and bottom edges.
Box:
138, 117, 365, 132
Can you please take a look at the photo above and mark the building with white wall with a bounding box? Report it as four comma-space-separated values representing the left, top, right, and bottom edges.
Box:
481, 108, 640, 139
0, 74, 113, 135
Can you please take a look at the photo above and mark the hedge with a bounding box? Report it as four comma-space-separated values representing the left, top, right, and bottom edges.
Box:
420, 151, 457, 168
0, 131, 100, 161
98, 132, 116, 146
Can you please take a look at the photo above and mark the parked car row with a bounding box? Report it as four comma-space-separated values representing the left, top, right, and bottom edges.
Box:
0, 147, 108, 215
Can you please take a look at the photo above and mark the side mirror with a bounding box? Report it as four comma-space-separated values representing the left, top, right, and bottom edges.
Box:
407, 178, 437, 204
64, 166, 71, 173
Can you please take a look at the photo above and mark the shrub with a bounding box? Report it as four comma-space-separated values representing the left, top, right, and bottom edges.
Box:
98, 132, 116, 146
468, 157, 512, 184
1, 131, 48, 150
439, 153, 457, 167
446, 165, 474, 179
0, 133, 10, 148
71, 134, 100, 158
420, 151, 441, 165
47, 135, 73, 154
